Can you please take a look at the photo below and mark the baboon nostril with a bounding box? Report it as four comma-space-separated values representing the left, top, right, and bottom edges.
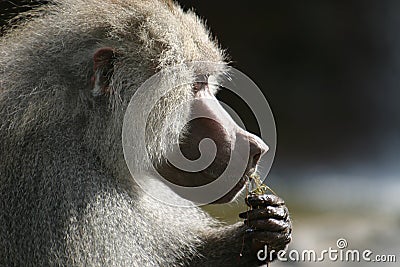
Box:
253, 152, 261, 164
247, 134, 268, 169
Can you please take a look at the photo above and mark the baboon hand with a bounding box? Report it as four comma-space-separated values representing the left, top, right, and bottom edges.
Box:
239, 194, 292, 262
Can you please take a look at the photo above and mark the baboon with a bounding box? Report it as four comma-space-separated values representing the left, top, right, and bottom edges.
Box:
0, 0, 291, 266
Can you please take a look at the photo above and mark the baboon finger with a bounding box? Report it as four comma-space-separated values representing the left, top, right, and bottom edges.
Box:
245, 194, 285, 208
239, 206, 288, 220
244, 218, 290, 232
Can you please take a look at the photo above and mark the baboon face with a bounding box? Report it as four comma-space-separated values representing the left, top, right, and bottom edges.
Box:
92, 48, 268, 204
154, 75, 269, 203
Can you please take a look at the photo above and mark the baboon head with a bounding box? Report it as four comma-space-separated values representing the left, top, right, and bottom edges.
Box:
78, 1, 270, 204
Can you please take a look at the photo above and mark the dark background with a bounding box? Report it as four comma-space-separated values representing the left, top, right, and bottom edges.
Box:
178, 0, 400, 174
1, 2, 400, 263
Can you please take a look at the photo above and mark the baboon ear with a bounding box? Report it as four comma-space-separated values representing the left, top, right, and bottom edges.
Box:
91, 47, 118, 96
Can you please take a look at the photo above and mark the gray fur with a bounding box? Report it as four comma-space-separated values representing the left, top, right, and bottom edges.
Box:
0, 1, 259, 266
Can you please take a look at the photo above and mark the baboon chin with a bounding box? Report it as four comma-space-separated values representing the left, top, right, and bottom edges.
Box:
0, 0, 291, 266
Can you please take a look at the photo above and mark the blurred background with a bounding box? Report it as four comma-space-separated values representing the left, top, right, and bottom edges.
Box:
1, 1, 399, 265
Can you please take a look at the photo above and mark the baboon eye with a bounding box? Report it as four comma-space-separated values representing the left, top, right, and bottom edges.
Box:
192, 74, 209, 93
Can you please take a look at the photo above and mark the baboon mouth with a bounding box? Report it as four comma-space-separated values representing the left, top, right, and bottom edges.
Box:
212, 169, 257, 204
212, 175, 248, 204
